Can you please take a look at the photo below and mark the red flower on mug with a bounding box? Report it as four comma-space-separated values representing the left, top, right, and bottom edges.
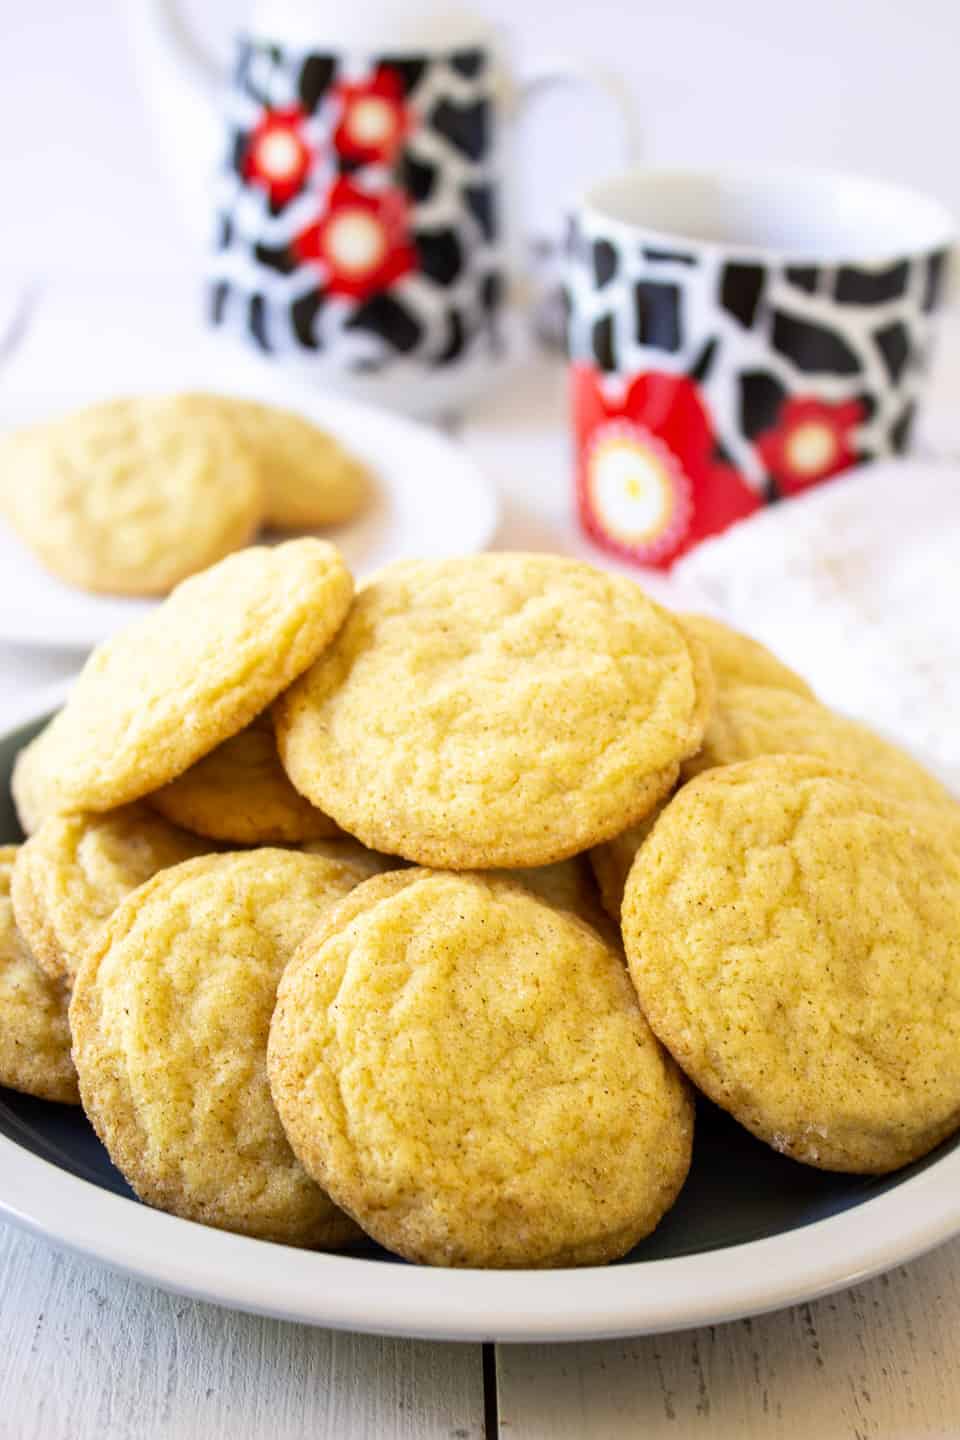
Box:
333, 68, 412, 166
243, 106, 312, 206
755, 396, 865, 496
572, 364, 762, 569
293, 179, 417, 299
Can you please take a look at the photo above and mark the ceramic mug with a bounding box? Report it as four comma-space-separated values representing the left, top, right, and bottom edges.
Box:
133, 1, 633, 416
565, 169, 955, 569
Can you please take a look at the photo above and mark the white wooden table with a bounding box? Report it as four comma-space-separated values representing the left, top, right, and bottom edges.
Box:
2, 277, 960, 1438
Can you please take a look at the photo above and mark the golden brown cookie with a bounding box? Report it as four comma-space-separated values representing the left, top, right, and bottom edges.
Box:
683, 683, 954, 809
275, 555, 710, 868
70, 849, 367, 1245
148, 713, 338, 844
0, 846, 78, 1104
14, 539, 353, 816
214, 397, 370, 529
11, 805, 208, 984
268, 869, 693, 1267
10, 729, 53, 835
2, 396, 262, 595
622, 755, 960, 1173
681, 613, 814, 697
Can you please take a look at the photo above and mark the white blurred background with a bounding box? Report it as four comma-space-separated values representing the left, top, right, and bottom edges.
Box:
1, 0, 957, 278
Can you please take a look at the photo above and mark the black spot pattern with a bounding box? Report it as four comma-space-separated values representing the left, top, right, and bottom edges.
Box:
771, 311, 860, 374
874, 321, 910, 383
924, 249, 948, 312
592, 239, 618, 288
433, 310, 467, 365
450, 48, 486, 77
291, 290, 324, 348
854, 391, 877, 423
249, 294, 271, 352
740, 371, 787, 437
254, 242, 297, 275
402, 154, 437, 203
210, 281, 230, 326
891, 401, 916, 452
835, 261, 909, 305
298, 55, 336, 112
643, 246, 695, 265
415, 230, 463, 285
634, 281, 682, 351
785, 266, 819, 294
346, 294, 423, 353
428, 99, 488, 162
481, 272, 502, 314
229, 131, 247, 180
215, 214, 233, 251
463, 184, 495, 241
721, 264, 765, 328
688, 337, 718, 384
592, 314, 615, 371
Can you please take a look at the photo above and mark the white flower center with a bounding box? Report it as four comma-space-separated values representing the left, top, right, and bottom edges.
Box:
258, 130, 301, 179
348, 96, 395, 145
326, 210, 386, 273
590, 435, 676, 542
785, 421, 838, 475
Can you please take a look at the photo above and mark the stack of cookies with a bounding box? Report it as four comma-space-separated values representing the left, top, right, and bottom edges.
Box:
0, 394, 370, 595
2, 538, 959, 1268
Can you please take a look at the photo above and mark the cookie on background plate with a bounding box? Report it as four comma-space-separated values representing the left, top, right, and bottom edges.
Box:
683, 682, 955, 809
680, 613, 815, 698
269, 869, 693, 1267
148, 713, 339, 845
276, 554, 710, 868
622, 755, 960, 1173
0, 846, 78, 1104
212, 397, 370, 530
12, 539, 353, 818
70, 849, 368, 1246
0, 395, 262, 595
11, 805, 208, 984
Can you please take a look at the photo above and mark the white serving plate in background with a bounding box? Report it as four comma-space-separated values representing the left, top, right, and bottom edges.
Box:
0, 368, 499, 650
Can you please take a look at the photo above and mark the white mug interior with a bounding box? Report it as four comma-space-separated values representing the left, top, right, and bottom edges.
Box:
248, 0, 493, 53
581, 169, 956, 264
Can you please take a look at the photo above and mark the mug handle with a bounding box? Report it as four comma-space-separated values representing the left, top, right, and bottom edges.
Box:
134, 0, 225, 96
517, 60, 639, 157
505, 60, 638, 309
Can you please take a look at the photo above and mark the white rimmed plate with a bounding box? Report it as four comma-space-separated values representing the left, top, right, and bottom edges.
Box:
0, 372, 499, 650
1, 686, 959, 1341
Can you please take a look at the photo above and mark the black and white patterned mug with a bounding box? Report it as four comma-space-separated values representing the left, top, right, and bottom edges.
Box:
135, 3, 631, 415
566, 170, 955, 570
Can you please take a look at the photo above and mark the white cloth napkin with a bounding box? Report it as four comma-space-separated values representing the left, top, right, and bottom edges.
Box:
674, 460, 960, 791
